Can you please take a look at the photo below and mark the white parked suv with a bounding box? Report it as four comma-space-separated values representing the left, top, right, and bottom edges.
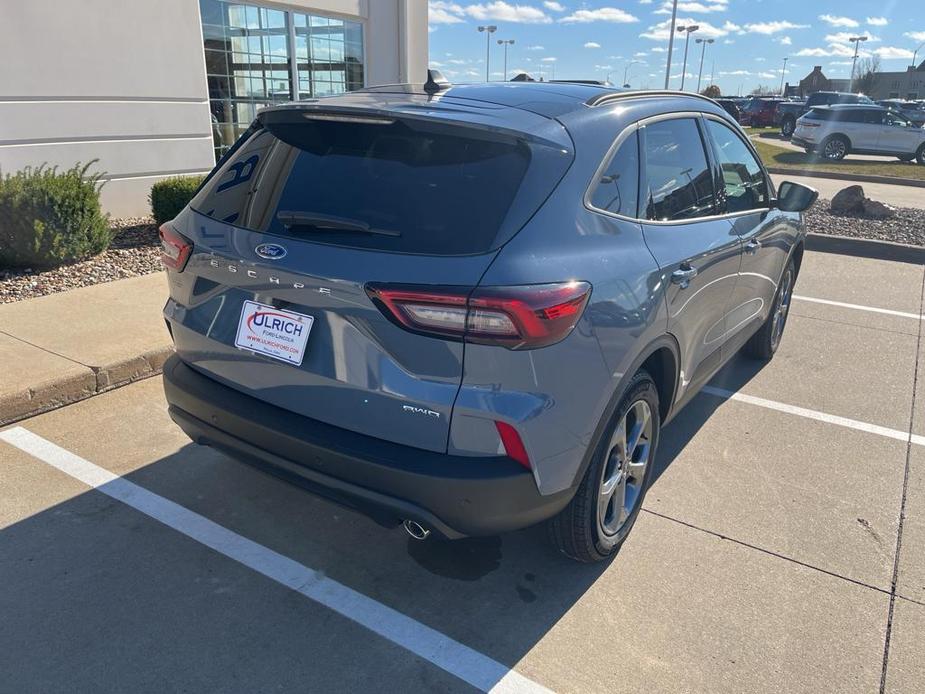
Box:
792, 104, 925, 163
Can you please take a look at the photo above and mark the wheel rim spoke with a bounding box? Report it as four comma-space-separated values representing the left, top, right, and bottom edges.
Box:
598, 399, 653, 537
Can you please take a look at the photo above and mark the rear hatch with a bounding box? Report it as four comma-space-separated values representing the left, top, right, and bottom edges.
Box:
164, 95, 572, 453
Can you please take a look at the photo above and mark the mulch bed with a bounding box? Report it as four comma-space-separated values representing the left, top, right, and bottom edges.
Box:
0, 218, 162, 303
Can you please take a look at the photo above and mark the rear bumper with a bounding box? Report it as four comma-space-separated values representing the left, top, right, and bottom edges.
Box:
161, 354, 573, 539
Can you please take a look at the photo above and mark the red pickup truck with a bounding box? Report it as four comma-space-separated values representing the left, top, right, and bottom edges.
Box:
738, 97, 787, 128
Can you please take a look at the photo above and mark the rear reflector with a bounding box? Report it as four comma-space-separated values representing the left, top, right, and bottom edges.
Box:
366, 281, 591, 350
495, 421, 531, 470
159, 224, 193, 271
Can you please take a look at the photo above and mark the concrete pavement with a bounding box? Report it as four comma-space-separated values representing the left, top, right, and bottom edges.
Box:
0, 272, 172, 424
1, 248, 923, 692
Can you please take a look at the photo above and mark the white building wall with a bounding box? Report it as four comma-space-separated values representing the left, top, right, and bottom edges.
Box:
0, 0, 428, 218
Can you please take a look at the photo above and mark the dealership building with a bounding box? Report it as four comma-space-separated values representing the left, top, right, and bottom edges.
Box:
0, 0, 428, 216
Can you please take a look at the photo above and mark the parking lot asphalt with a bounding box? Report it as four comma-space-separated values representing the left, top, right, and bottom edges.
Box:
2, 249, 923, 693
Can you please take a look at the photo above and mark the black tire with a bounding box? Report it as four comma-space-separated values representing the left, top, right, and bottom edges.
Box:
820, 135, 849, 161
548, 370, 660, 563
781, 117, 796, 137
897, 154, 915, 163
916, 144, 925, 166
743, 258, 796, 360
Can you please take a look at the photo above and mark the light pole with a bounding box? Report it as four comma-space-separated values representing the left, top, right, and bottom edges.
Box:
912, 41, 925, 69
677, 25, 699, 91
477, 25, 497, 81
695, 38, 714, 93
779, 56, 788, 95
497, 39, 515, 81
623, 60, 640, 86
663, 0, 679, 89
849, 35, 868, 92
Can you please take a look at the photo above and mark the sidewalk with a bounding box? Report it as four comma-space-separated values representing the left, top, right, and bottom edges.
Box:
0, 272, 172, 425
770, 173, 925, 209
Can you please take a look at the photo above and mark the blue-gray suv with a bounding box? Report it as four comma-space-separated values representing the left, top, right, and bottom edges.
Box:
161, 78, 816, 562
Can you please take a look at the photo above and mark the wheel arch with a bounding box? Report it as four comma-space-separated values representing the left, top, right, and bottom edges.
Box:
567, 334, 680, 490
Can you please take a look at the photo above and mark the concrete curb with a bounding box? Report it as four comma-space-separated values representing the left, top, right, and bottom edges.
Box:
767, 167, 925, 189
0, 345, 173, 427
806, 233, 925, 265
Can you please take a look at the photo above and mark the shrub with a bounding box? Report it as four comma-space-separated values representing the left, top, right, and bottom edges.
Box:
0, 162, 111, 270
149, 175, 205, 225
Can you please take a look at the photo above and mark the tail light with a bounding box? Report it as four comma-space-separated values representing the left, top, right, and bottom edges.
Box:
366, 281, 591, 350
159, 224, 193, 271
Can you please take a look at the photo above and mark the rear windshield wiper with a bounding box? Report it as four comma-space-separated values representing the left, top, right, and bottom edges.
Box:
276, 211, 400, 237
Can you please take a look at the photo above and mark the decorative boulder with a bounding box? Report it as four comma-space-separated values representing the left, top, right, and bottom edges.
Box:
830, 185, 866, 215
862, 199, 897, 220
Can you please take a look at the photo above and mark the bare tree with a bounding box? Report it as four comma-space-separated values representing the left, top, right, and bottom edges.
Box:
701, 84, 721, 98
750, 84, 774, 95
854, 56, 881, 96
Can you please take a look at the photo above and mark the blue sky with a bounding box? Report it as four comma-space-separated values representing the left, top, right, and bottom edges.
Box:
428, 1, 925, 94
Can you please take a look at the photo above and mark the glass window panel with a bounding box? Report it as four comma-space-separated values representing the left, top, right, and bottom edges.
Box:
590, 132, 640, 218
227, 4, 246, 28
643, 119, 716, 221
245, 5, 259, 28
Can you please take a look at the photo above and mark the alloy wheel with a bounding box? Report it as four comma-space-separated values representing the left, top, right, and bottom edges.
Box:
598, 400, 652, 537
771, 268, 794, 350
823, 138, 846, 160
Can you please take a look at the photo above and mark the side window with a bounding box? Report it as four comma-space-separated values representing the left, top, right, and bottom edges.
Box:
885, 111, 910, 127
642, 118, 715, 222
589, 130, 639, 218
704, 119, 769, 214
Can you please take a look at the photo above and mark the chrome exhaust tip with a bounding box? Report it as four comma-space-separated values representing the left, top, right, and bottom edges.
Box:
402, 519, 431, 540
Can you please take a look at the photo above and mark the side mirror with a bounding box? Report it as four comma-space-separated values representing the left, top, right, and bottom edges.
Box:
774, 181, 818, 212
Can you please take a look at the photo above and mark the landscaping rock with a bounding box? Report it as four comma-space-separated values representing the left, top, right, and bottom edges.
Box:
830, 185, 866, 214
806, 198, 925, 246
862, 199, 897, 220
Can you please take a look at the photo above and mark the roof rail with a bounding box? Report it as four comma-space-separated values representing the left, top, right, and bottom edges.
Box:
587, 90, 719, 107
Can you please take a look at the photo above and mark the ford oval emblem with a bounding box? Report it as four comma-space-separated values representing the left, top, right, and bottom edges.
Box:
255, 243, 287, 261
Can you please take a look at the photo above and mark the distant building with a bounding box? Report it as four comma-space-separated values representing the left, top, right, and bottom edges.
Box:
790, 66, 831, 97
866, 61, 925, 100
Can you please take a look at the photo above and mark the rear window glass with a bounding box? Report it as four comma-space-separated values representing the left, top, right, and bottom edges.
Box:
807, 108, 833, 120
190, 113, 541, 255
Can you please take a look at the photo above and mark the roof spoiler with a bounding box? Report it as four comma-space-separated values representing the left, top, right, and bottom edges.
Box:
424, 69, 451, 93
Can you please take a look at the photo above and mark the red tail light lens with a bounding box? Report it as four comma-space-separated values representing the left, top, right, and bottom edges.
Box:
366, 281, 591, 350
495, 421, 531, 470
159, 224, 193, 271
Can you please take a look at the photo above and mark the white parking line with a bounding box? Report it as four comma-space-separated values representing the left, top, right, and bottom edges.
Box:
793, 295, 925, 321
702, 386, 925, 447
0, 426, 550, 694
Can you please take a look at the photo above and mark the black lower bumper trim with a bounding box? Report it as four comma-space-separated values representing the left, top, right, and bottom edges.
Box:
162, 355, 573, 538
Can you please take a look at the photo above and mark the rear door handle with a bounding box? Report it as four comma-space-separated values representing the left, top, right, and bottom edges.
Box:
670, 265, 698, 288
745, 239, 761, 254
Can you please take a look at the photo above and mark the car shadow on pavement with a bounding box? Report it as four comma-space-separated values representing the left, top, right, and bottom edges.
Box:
0, 355, 771, 691
649, 353, 767, 487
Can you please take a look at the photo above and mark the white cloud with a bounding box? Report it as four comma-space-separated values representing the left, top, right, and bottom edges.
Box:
867, 17, 888, 27
874, 46, 915, 60
594, 64, 614, 70
543, 1, 565, 10
525, 44, 546, 50
779, 36, 792, 46
541, 56, 558, 62
720, 70, 753, 75
650, 46, 667, 53
429, 1, 465, 24
654, 0, 729, 15
465, 2, 552, 24
830, 32, 882, 45
905, 31, 925, 42
819, 14, 859, 28
795, 43, 866, 58
634, 51, 648, 57
584, 41, 602, 48
640, 17, 729, 40
560, 7, 639, 23
639, 0, 653, 4
745, 21, 809, 35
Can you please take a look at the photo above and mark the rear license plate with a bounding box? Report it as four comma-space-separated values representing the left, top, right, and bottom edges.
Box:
234, 300, 313, 366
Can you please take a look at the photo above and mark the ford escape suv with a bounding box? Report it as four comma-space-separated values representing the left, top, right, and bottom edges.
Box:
161, 77, 817, 562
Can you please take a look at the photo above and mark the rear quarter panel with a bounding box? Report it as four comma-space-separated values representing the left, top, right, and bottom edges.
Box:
450, 99, 684, 495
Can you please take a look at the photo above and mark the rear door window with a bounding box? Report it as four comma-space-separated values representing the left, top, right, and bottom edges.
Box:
588, 130, 639, 218
642, 118, 716, 222
190, 111, 567, 255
